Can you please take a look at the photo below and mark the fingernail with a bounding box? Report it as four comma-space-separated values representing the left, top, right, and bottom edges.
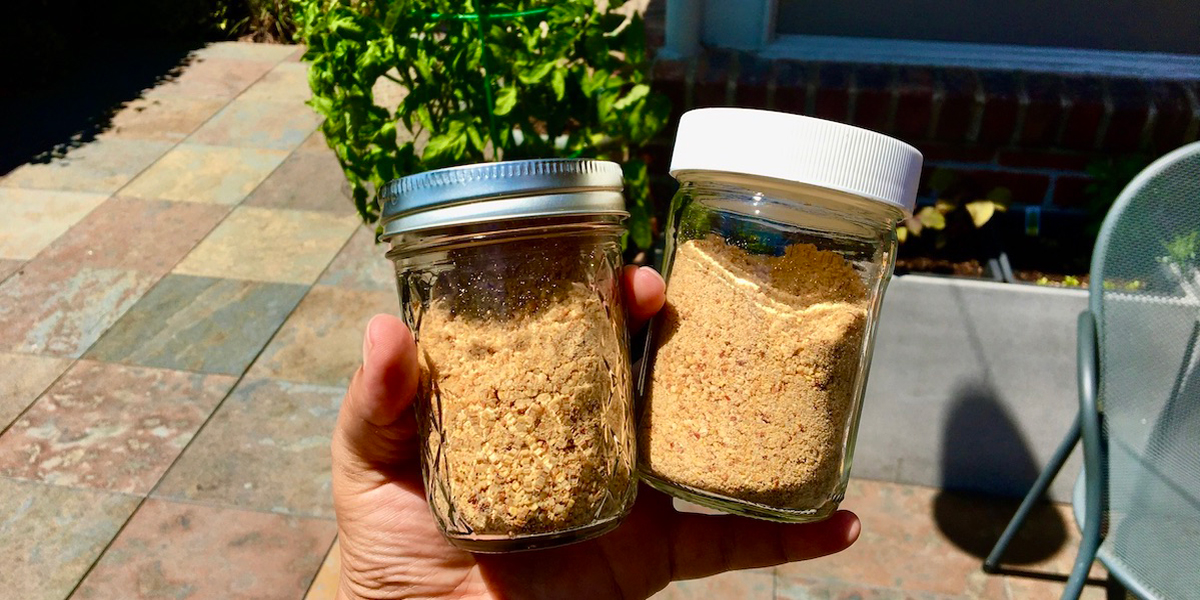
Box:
362, 315, 378, 365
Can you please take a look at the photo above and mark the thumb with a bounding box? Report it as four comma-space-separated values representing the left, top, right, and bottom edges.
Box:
334, 314, 421, 468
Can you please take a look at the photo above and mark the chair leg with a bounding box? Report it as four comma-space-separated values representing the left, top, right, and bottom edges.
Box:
983, 412, 1082, 573
1061, 516, 1101, 600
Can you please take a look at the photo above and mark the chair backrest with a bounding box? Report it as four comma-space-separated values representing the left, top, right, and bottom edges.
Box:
1089, 141, 1200, 598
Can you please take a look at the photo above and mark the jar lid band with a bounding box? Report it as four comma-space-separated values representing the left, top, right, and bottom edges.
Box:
379, 159, 627, 238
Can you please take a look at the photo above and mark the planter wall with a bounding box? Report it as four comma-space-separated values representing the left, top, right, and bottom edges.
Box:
854, 274, 1088, 502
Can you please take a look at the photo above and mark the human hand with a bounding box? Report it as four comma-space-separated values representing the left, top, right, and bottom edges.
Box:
333, 265, 861, 600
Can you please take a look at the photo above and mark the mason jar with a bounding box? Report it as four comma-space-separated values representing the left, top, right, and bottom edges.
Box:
639, 108, 923, 522
379, 159, 637, 552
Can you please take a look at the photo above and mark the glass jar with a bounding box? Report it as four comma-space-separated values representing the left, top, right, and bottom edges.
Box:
639, 108, 922, 522
379, 160, 637, 552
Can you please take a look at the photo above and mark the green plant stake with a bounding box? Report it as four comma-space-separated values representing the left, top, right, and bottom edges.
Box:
294, 0, 670, 249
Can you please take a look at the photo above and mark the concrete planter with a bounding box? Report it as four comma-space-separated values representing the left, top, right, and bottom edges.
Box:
854, 274, 1088, 502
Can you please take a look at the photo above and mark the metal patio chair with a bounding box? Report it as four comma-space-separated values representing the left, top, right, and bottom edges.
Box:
984, 141, 1200, 600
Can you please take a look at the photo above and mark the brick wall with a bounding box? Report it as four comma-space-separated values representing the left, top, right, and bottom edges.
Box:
644, 49, 1200, 213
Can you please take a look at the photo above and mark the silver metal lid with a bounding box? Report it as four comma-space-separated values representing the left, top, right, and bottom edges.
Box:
379, 159, 627, 238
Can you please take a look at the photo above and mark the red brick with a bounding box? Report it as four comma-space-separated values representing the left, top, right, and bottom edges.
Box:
935, 69, 981, 143
815, 64, 852, 123
1148, 83, 1194, 152
1052, 175, 1093, 209
894, 68, 936, 141
977, 71, 1020, 145
772, 60, 809, 115
1059, 77, 1106, 150
850, 65, 893, 133
913, 142, 996, 163
734, 53, 773, 109
996, 149, 1091, 171
1018, 74, 1065, 147
921, 167, 1051, 205
694, 51, 734, 107
1101, 78, 1151, 152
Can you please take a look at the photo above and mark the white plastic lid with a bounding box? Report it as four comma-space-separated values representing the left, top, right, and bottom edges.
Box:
669, 108, 923, 215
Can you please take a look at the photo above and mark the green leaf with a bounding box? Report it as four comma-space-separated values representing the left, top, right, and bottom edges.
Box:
551, 68, 566, 101
493, 86, 518, 116
915, 206, 946, 230
518, 61, 556, 85
964, 200, 996, 228
613, 84, 650, 111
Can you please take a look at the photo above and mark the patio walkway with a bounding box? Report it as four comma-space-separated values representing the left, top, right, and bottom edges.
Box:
0, 42, 1106, 600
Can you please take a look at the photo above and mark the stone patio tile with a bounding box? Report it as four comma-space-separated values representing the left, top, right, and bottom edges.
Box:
100, 96, 229, 142
316, 226, 395, 292
0, 264, 157, 357
240, 61, 313, 103
0, 478, 139, 600
304, 538, 340, 600
286, 46, 308, 62
73, 499, 335, 600
244, 149, 353, 212
775, 480, 995, 597
174, 206, 359, 285
0, 188, 108, 261
0, 259, 22, 282
775, 577, 951, 599
248, 285, 395, 387
0, 353, 73, 432
153, 378, 342, 518
652, 569, 774, 600
38, 197, 228, 277
1, 139, 174, 194
120, 143, 288, 205
143, 57, 275, 100
0, 360, 235, 495
87, 275, 307, 375
299, 128, 332, 152
187, 99, 322, 151
193, 41, 300, 63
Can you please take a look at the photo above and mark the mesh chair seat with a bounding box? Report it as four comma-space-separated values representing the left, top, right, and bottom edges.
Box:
1089, 144, 1200, 599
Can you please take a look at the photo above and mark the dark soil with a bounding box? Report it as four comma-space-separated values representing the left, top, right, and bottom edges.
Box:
895, 257, 987, 278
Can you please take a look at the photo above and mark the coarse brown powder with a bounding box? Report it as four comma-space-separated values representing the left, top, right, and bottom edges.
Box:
641, 237, 869, 509
416, 243, 634, 537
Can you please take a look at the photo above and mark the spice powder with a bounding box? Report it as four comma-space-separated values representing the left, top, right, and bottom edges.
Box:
418, 253, 634, 536
641, 237, 869, 508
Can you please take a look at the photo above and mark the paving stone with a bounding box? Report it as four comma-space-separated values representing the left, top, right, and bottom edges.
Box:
0, 188, 108, 261
73, 499, 335, 599
187, 99, 322, 151
87, 274, 308, 375
154, 378, 342, 518
37, 197, 228, 277
0, 478, 139, 600
248, 285, 395, 387
120, 143, 288, 205
2, 139, 173, 194
0, 360, 235, 494
173, 206, 358, 284
0, 264, 157, 357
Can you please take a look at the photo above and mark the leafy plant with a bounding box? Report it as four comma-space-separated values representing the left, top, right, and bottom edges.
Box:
1084, 155, 1152, 238
294, 0, 670, 249
1161, 230, 1200, 272
215, 0, 297, 42
898, 168, 1008, 247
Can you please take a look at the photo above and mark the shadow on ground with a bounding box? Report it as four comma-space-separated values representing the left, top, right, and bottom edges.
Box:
0, 42, 200, 175
933, 381, 1070, 565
